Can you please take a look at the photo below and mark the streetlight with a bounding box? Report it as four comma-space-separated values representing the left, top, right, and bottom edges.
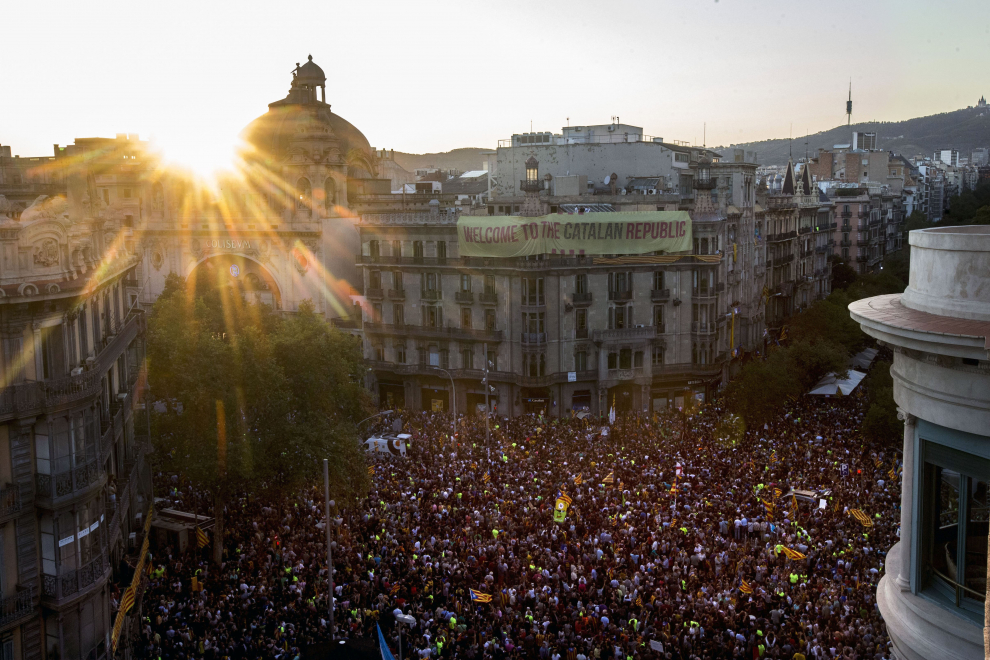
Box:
395, 613, 416, 660
431, 366, 456, 439
358, 410, 394, 429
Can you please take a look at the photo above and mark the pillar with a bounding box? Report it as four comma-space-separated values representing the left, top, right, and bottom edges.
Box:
896, 409, 917, 591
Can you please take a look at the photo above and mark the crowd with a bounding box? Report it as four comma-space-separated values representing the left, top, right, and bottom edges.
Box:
135, 392, 900, 660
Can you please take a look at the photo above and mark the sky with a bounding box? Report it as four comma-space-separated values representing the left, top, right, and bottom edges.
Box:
1, 0, 988, 177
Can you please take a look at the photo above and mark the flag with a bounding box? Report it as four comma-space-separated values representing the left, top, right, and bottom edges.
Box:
888, 466, 898, 480
554, 492, 572, 523
769, 450, 778, 465
608, 405, 616, 426
368, 466, 376, 476
120, 585, 136, 614
873, 456, 881, 468
739, 579, 753, 594
195, 526, 209, 549
602, 472, 615, 485
761, 499, 775, 517
574, 473, 583, 486
634, 596, 643, 607
773, 488, 782, 499
849, 509, 874, 527
377, 624, 397, 660
500, 589, 509, 606
779, 326, 788, 341
781, 546, 806, 561
790, 495, 799, 517
390, 583, 401, 596
469, 588, 492, 603
483, 472, 490, 483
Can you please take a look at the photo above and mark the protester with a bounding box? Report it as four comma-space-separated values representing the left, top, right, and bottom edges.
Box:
138, 394, 897, 660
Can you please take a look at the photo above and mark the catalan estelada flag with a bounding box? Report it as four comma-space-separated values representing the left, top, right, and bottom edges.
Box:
739, 579, 753, 594
195, 526, 209, 549
849, 509, 874, 527
469, 588, 492, 603
574, 473, 582, 485
773, 488, 782, 499
781, 546, 806, 561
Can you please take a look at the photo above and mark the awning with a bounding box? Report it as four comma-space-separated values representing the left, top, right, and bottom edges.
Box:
808, 370, 866, 397
848, 347, 879, 370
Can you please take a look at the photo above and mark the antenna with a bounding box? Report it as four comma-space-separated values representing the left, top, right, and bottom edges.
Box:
567, 117, 569, 127
703, 122, 706, 148
846, 78, 852, 126
789, 124, 793, 159
530, 120, 533, 132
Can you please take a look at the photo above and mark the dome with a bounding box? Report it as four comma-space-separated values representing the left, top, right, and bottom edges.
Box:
295, 55, 325, 85
239, 57, 375, 177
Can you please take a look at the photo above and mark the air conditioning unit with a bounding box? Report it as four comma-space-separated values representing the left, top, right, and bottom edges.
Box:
608, 125, 616, 132
70, 366, 84, 376
636, 324, 645, 328
620, 189, 627, 195
647, 189, 657, 195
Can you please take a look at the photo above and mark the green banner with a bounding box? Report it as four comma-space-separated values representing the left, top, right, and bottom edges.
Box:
457, 211, 692, 257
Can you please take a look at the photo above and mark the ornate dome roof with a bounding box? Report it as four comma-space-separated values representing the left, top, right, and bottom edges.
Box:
239, 56, 374, 176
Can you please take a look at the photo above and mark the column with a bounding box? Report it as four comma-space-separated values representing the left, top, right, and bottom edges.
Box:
896, 409, 917, 591
33, 323, 44, 381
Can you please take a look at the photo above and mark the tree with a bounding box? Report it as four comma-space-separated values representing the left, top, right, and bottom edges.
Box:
860, 361, 901, 446
788, 297, 866, 355
830, 260, 859, 292
148, 274, 371, 563
785, 340, 848, 391
726, 350, 799, 428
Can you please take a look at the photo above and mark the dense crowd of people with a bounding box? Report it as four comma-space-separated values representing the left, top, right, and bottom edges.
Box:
134, 391, 900, 660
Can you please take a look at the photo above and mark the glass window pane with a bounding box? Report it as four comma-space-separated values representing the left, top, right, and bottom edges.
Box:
965, 479, 988, 601
932, 467, 960, 586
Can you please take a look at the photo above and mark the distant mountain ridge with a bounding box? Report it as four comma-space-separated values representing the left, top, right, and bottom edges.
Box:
715, 105, 990, 166
393, 148, 490, 174
390, 106, 989, 171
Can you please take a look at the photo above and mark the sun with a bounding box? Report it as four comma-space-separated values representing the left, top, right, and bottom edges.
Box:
155, 130, 243, 183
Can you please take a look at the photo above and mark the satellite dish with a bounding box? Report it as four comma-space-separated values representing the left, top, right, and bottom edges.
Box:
603, 175, 611, 185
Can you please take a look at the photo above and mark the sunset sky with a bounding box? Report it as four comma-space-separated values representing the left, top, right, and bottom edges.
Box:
2, 0, 987, 176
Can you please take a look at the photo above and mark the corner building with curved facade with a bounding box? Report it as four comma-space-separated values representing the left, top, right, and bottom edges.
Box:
850, 226, 990, 660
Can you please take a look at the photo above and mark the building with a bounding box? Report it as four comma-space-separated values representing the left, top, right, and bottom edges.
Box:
849, 225, 990, 660
355, 152, 769, 416
934, 149, 960, 168
761, 161, 834, 327
0, 151, 151, 659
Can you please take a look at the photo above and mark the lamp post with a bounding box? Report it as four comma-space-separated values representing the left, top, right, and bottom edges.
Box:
395, 613, 416, 660
358, 410, 394, 429
432, 367, 456, 439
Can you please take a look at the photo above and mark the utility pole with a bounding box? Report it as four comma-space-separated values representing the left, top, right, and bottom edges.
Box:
323, 459, 336, 639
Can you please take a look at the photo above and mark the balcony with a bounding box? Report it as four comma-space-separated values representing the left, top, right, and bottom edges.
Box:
800, 249, 814, 259
365, 288, 384, 300
608, 290, 633, 302
0, 485, 22, 523
454, 291, 474, 303
42, 549, 110, 603
856, 240, 869, 248
521, 332, 547, 344
0, 585, 34, 629
0, 310, 143, 423
36, 456, 103, 502
692, 290, 717, 301
840, 239, 852, 248
798, 226, 812, 235
592, 326, 657, 343
691, 321, 716, 335
364, 322, 503, 342
572, 292, 593, 305
815, 245, 828, 254
767, 230, 797, 242
387, 289, 406, 300
576, 327, 589, 339
421, 290, 442, 301
479, 292, 498, 305
650, 289, 670, 302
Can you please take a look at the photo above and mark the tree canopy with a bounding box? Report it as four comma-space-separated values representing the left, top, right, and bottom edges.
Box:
148, 273, 371, 562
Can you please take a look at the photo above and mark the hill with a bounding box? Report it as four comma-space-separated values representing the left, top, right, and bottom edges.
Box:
393, 148, 490, 174
717, 105, 990, 165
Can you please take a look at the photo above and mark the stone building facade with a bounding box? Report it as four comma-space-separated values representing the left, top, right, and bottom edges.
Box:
0, 152, 151, 660
849, 226, 990, 660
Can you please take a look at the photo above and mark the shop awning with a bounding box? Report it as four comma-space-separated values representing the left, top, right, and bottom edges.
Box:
808, 369, 866, 397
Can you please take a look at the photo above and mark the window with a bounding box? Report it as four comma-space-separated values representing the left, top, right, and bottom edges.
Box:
396, 344, 406, 364
575, 351, 587, 372
484, 275, 496, 295
652, 271, 665, 290
325, 178, 336, 210
461, 307, 472, 329
424, 273, 438, 291
413, 241, 424, 261
393, 271, 403, 291
428, 347, 440, 367
619, 348, 632, 369
575, 308, 588, 338
392, 240, 402, 258
369, 240, 380, 259
608, 271, 632, 295
652, 345, 664, 366
522, 277, 545, 305
920, 441, 990, 617
393, 304, 404, 326
609, 305, 629, 329
296, 178, 311, 210
369, 271, 382, 289
437, 241, 447, 261
575, 274, 588, 295
371, 303, 383, 321
675, 152, 689, 163
487, 349, 498, 372
634, 351, 644, 368
653, 305, 664, 330
424, 305, 443, 328
460, 274, 472, 292
121, 188, 132, 199
522, 312, 545, 334
373, 344, 384, 361
608, 352, 617, 369
439, 349, 449, 369
462, 349, 473, 369
485, 309, 496, 331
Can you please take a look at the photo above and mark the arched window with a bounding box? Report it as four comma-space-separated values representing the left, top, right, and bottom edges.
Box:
324, 177, 336, 211
297, 178, 311, 211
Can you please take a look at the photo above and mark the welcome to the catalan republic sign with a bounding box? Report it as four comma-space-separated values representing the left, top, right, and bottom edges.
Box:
457, 211, 691, 257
